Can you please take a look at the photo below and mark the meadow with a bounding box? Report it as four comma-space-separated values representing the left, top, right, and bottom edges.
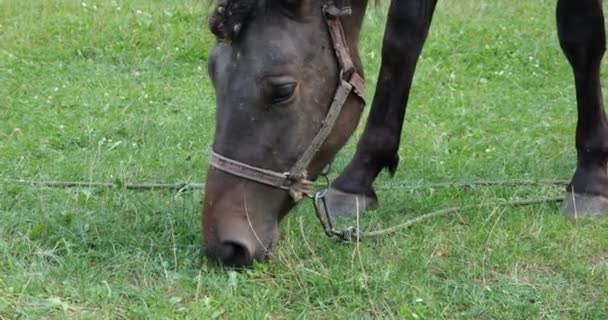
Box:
1, 0, 607, 318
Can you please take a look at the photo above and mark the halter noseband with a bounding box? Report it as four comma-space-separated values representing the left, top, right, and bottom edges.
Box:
209, 4, 366, 201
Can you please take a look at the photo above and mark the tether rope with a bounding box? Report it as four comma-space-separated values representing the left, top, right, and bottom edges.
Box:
1, 176, 568, 241
1, 177, 568, 191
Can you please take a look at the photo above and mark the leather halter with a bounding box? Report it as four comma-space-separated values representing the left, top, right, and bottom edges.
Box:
209, 4, 366, 201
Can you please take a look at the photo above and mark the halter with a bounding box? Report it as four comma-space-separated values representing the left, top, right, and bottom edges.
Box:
209, 4, 366, 202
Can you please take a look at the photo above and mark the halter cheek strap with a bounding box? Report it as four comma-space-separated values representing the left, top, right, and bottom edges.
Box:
209, 5, 366, 202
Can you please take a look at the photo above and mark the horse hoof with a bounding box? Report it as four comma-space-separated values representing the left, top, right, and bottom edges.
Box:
562, 192, 608, 219
318, 188, 378, 219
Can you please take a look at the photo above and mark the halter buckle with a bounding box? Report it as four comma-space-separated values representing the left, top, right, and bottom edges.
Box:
326, 0, 352, 16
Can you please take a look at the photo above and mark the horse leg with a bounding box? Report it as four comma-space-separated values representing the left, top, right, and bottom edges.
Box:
558, 0, 608, 218
322, 0, 438, 217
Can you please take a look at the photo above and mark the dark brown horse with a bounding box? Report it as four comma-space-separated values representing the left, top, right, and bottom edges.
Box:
203, 0, 608, 267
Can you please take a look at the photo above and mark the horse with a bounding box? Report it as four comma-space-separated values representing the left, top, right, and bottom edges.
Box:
202, 0, 608, 267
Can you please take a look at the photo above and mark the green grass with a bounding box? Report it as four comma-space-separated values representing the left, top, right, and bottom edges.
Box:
1, 0, 607, 318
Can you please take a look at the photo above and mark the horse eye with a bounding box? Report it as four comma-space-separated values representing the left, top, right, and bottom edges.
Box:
271, 83, 296, 104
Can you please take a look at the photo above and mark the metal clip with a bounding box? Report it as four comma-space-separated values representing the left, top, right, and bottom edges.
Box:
312, 190, 359, 242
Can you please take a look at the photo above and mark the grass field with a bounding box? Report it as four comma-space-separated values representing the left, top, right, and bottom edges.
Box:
2, 0, 608, 318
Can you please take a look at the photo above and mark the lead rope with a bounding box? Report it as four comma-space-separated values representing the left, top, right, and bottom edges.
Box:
310, 190, 564, 242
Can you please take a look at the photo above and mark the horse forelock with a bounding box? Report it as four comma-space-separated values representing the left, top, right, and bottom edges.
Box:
209, 0, 258, 41
209, 0, 344, 41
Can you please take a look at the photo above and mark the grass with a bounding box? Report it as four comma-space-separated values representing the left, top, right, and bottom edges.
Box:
1, 0, 607, 318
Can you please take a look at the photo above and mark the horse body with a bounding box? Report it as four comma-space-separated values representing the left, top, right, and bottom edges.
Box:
204, 0, 608, 267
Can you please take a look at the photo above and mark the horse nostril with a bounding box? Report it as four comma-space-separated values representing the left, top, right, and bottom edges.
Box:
218, 241, 253, 268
